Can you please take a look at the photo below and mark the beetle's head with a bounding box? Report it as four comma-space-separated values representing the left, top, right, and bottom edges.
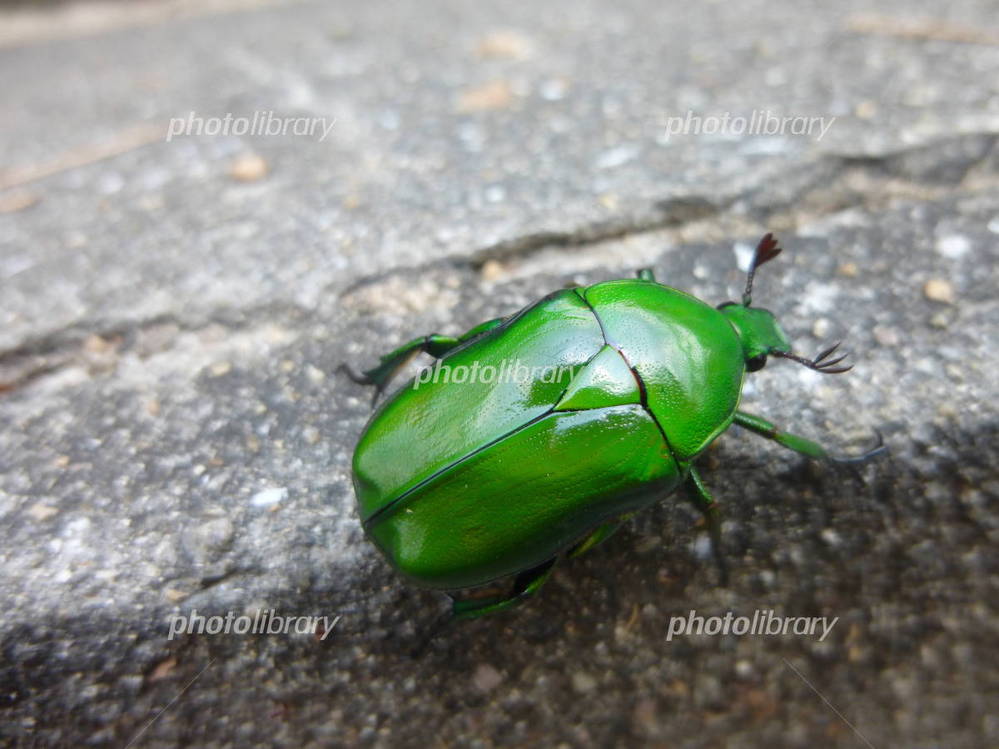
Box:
718, 303, 790, 371
718, 233, 853, 375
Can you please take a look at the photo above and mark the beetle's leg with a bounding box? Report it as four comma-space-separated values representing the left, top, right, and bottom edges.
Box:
338, 335, 457, 406
450, 558, 557, 619
636, 268, 656, 282
567, 513, 634, 558
456, 317, 505, 342
340, 318, 505, 405
683, 465, 729, 585
733, 411, 886, 463
412, 558, 553, 654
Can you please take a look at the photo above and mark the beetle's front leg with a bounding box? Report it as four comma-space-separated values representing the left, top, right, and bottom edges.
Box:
683, 464, 729, 585
450, 558, 557, 620
732, 411, 885, 464
339, 318, 504, 405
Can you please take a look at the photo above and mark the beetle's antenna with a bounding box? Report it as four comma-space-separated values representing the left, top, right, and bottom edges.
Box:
773, 341, 853, 374
743, 233, 783, 306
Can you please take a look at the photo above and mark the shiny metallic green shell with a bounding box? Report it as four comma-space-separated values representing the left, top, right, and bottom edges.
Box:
352, 279, 746, 590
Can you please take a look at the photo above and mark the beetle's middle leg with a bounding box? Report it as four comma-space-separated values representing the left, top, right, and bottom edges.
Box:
732, 411, 885, 463
449, 558, 557, 619
339, 318, 504, 405
683, 464, 729, 585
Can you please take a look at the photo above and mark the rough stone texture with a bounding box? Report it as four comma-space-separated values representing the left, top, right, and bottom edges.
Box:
1, 0, 998, 746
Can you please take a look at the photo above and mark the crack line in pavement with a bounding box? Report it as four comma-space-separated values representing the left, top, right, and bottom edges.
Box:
3, 132, 995, 396
124, 658, 215, 749
342, 131, 998, 294
782, 657, 877, 749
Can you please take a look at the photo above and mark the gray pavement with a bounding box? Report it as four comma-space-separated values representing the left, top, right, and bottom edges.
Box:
1, 0, 998, 746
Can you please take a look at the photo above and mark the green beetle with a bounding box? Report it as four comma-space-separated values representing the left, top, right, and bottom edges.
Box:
342, 234, 883, 618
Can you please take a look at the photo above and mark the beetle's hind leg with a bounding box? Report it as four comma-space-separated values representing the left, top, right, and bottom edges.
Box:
339, 317, 504, 406
732, 411, 886, 463
338, 334, 458, 406
567, 513, 634, 559
449, 558, 557, 620
409, 558, 557, 655
683, 465, 729, 585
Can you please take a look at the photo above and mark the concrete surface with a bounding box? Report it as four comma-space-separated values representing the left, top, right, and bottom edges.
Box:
1, 0, 998, 746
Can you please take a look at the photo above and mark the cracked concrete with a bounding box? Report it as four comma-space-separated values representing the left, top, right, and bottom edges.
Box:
1, 0, 998, 747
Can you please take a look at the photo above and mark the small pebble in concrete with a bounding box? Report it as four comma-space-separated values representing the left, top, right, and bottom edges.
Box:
456, 80, 514, 113
475, 30, 533, 60
571, 671, 597, 694
26, 502, 58, 521
473, 664, 503, 692
230, 153, 269, 182
923, 278, 955, 304
480, 259, 506, 282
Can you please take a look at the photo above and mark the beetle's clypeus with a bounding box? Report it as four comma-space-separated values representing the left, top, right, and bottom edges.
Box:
341, 234, 884, 619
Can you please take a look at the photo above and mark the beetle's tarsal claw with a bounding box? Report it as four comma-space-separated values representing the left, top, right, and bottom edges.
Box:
774, 343, 854, 374
813, 341, 842, 364
336, 363, 390, 409
829, 429, 887, 464
336, 363, 374, 385
817, 358, 852, 374
338, 360, 400, 407
812, 341, 852, 373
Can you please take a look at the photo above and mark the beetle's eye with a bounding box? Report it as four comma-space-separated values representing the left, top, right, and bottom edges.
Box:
746, 354, 767, 372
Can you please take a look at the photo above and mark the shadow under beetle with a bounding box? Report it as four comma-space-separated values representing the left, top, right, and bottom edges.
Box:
341, 234, 884, 619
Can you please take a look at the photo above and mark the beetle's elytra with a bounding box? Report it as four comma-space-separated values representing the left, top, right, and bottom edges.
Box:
342, 234, 884, 619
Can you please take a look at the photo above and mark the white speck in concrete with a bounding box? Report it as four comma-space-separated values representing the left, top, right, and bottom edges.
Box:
733, 241, 755, 272
594, 144, 639, 170
821, 528, 842, 548
935, 234, 971, 259
539, 78, 568, 101
692, 534, 713, 561
799, 281, 839, 314
251, 487, 288, 507
739, 137, 791, 155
